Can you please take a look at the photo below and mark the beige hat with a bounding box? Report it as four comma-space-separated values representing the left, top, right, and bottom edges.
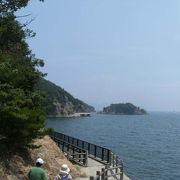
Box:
60, 164, 70, 175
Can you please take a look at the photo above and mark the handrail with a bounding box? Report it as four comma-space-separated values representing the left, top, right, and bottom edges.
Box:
52, 131, 112, 164
53, 131, 112, 151
51, 135, 88, 166
53, 131, 111, 152
51, 131, 124, 180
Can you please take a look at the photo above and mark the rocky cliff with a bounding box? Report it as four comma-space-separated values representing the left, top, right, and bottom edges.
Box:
36, 78, 95, 117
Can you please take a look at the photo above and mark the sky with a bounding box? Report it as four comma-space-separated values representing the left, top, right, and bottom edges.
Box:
18, 0, 180, 111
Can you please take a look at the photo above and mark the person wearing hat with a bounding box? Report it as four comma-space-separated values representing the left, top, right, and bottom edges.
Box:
28, 158, 48, 180
54, 164, 72, 180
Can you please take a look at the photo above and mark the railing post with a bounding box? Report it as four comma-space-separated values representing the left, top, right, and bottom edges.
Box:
72, 149, 75, 160
67, 143, 69, 152
113, 154, 115, 167
102, 148, 104, 161
94, 145, 97, 157
72, 138, 74, 145
102, 168, 105, 180
62, 141, 65, 152
77, 139, 79, 147
78, 148, 81, 163
116, 156, 118, 173
88, 143, 90, 152
84, 151, 88, 167
105, 165, 108, 180
107, 150, 111, 165
96, 171, 101, 180
120, 162, 124, 180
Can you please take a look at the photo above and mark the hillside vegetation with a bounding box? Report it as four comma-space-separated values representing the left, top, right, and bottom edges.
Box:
36, 78, 95, 117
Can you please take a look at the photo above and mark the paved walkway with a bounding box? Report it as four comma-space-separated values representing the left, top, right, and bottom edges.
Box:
75, 158, 131, 180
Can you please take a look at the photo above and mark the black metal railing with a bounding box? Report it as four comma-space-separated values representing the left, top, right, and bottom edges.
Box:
51, 136, 88, 166
51, 131, 124, 180
52, 131, 112, 164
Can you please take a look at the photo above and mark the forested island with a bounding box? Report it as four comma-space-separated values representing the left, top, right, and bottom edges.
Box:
36, 78, 95, 117
100, 103, 147, 115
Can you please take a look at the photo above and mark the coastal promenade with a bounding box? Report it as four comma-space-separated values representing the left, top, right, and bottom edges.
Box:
75, 157, 131, 180
51, 131, 131, 180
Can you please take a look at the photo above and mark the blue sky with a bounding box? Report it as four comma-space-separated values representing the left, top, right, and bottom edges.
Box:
18, 0, 180, 111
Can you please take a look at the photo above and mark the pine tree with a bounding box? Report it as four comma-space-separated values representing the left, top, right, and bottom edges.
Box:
0, 0, 49, 150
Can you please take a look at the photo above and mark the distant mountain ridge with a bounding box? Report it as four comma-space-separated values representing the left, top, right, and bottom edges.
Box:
36, 78, 95, 117
101, 103, 147, 115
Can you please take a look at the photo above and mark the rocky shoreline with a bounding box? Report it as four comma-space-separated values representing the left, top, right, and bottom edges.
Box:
47, 112, 91, 118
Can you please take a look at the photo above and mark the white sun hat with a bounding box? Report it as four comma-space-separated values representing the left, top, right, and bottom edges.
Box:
60, 164, 70, 174
36, 158, 44, 165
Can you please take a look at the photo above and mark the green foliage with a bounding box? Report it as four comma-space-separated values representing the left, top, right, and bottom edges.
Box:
0, 84, 45, 147
0, 0, 44, 13
0, 1, 48, 150
36, 78, 95, 115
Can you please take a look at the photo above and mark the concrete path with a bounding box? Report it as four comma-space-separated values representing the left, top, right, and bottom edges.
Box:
75, 158, 131, 180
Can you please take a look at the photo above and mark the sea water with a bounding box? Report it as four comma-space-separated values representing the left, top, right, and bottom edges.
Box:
46, 112, 180, 180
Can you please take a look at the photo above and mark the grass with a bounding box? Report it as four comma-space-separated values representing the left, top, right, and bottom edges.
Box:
75, 166, 88, 177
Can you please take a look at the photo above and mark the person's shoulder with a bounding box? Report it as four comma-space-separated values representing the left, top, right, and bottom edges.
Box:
68, 174, 72, 180
39, 167, 46, 172
32, 166, 45, 172
54, 175, 61, 180
30, 166, 37, 171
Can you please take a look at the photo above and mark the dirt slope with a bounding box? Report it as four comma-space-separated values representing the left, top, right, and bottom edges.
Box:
0, 136, 80, 180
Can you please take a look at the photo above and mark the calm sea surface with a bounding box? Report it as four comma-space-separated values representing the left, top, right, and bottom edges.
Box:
46, 112, 180, 180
